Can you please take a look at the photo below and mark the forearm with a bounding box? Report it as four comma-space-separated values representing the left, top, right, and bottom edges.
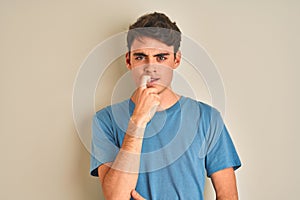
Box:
216, 194, 238, 200
102, 119, 145, 200
100, 84, 160, 199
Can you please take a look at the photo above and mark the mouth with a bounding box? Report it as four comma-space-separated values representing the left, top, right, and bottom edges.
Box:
146, 77, 160, 87
149, 77, 160, 83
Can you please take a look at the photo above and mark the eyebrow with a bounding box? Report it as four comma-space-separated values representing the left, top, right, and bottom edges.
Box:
133, 52, 147, 57
132, 52, 170, 57
154, 53, 170, 57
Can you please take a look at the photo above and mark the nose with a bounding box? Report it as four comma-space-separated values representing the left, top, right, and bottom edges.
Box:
143, 56, 158, 74
144, 64, 157, 74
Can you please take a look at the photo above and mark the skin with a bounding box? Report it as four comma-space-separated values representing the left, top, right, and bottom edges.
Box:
97, 37, 239, 200
127, 36, 181, 111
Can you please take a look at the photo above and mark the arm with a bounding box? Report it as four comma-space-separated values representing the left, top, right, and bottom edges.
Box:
97, 86, 160, 200
211, 167, 239, 200
98, 131, 143, 200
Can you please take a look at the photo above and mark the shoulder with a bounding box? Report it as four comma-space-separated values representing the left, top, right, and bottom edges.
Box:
94, 99, 131, 121
94, 99, 132, 132
180, 96, 220, 116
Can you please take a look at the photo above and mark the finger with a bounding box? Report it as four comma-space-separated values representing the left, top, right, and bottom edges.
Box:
144, 87, 159, 95
131, 189, 146, 200
135, 85, 148, 98
140, 75, 151, 90
149, 104, 158, 118
149, 94, 161, 106
150, 94, 160, 104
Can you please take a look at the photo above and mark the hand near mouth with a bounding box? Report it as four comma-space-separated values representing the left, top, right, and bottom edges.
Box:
131, 75, 161, 127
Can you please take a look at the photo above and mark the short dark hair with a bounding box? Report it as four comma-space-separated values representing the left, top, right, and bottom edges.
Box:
127, 12, 181, 53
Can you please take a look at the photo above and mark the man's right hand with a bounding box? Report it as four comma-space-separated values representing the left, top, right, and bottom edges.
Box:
131, 86, 160, 127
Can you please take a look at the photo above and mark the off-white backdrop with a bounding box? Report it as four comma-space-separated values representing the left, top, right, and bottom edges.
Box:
1, 0, 299, 199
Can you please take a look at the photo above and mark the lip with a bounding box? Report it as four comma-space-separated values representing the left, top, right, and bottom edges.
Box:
149, 78, 160, 83
146, 77, 160, 87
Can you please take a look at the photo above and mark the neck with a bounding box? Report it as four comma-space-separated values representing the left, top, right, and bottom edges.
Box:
157, 87, 180, 111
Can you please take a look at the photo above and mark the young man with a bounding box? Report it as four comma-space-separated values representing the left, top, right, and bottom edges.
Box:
90, 12, 241, 200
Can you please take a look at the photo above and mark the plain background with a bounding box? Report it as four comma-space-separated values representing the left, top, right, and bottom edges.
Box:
1, 0, 299, 199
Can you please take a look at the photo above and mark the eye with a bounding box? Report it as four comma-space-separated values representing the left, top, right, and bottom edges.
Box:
157, 55, 167, 61
135, 56, 144, 60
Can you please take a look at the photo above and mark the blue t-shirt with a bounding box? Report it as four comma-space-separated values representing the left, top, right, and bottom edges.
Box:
90, 96, 241, 200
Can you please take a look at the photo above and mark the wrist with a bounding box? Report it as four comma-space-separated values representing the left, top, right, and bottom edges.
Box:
130, 114, 148, 128
126, 117, 146, 138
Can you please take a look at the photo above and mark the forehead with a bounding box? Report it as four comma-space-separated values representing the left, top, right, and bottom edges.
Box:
130, 37, 174, 54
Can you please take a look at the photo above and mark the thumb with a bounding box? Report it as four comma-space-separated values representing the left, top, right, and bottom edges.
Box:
131, 189, 146, 200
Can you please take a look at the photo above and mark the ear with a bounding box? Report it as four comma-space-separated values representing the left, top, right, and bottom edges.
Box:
173, 51, 181, 69
125, 52, 131, 70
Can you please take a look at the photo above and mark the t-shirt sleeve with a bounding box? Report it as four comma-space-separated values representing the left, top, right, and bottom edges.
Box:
90, 110, 119, 176
204, 109, 241, 177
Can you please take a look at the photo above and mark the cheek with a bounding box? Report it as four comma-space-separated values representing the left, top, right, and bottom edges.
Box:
161, 65, 174, 77
158, 68, 174, 87
165, 71, 174, 83
130, 67, 144, 86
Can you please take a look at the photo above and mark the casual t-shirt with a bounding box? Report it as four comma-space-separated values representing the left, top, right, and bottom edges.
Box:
90, 96, 241, 200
